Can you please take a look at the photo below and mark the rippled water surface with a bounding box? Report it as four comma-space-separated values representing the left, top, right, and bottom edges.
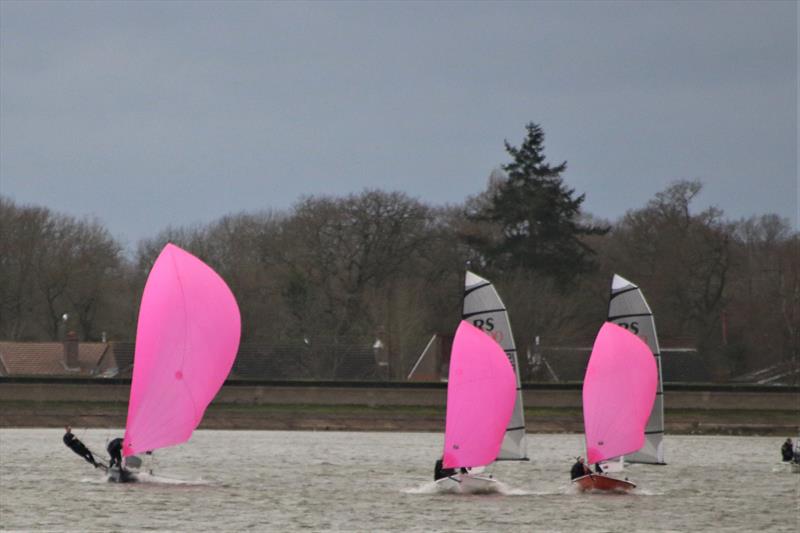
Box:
1, 429, 798, 532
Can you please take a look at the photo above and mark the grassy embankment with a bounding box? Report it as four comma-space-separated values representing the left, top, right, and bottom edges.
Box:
1, 400, 797, 435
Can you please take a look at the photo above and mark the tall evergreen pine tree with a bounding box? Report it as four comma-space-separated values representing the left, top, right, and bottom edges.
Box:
474, 122, 608, 286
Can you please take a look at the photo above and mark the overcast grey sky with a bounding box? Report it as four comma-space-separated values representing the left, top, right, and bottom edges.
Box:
1, 0, 797, 249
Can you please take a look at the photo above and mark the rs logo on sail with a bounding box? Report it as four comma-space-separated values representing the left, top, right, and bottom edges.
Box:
616, 321, 639, 334
472, 317, 495, 331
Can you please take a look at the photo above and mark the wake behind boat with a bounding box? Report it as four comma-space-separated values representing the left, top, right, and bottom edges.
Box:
573, 322, 658, 493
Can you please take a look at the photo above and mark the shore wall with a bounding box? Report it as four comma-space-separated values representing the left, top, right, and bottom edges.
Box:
1, 379, 797, 434
1, 379, 798, 410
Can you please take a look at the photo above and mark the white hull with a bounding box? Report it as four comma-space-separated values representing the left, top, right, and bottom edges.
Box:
434, 474, 501, 493
107, 466, 138, 483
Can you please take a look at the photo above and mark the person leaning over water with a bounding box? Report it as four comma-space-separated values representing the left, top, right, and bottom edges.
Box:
62, 426, 99, 467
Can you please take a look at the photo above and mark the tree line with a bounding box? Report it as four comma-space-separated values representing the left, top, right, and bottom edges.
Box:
1, 123, 796, 381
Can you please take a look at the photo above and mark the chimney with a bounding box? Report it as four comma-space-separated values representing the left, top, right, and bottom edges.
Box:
63, 331, 79, 369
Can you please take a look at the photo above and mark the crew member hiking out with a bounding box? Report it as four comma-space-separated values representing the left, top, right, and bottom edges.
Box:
63, 426, 99, 468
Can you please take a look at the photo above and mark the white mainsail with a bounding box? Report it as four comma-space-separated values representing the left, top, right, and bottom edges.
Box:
607, 274, 666, 464
462, 271, 528, 461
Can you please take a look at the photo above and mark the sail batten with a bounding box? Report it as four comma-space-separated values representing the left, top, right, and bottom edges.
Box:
607, 274, 666, 464
123, 244, 241, 457
462, 271, 528, 460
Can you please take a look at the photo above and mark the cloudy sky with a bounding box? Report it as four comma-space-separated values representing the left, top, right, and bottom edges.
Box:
1, 0, 796, 249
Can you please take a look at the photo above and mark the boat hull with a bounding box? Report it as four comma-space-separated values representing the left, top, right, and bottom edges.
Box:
107, 466, 138, 483
435, 474, 501, 494
573, 474, 635, 493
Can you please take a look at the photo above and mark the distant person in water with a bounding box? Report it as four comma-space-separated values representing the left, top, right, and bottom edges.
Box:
107, 437, 124, 469
63, 426, 98, 467
570, 457, 590, 480
781, 438, 794, 462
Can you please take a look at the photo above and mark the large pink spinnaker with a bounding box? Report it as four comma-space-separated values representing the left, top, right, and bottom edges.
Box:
583, 322, 657, 464
123, 244, 241, 457
442, 321, 516, 469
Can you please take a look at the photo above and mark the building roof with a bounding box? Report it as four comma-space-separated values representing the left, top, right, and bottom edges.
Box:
95, 342, 135, 378
0, 342, 108, 376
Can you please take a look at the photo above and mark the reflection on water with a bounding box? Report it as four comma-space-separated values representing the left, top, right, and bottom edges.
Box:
1, 429, 797, 532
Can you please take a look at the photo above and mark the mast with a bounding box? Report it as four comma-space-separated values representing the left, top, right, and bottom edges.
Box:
462, 271, 528, 461
607, 274, 666, 465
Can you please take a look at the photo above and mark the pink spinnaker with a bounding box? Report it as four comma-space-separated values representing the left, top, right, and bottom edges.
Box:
583, 322, 657, 464
123, 244, 241, 456
442, 321, 516, 469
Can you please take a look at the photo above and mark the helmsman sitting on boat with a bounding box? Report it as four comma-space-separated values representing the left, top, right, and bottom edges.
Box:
780, 438, 794, 462
570, 457, 590, 480
62, 426, 100, 468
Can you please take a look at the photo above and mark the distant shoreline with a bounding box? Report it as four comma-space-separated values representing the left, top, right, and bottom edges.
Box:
2, 401, 797, 436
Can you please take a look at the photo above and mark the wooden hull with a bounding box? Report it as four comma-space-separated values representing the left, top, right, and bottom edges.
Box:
573, 474, 636, 493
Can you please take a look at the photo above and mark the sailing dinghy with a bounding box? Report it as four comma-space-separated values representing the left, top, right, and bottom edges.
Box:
462, 271, 528, 461
435, 321, 517, 492
573, 322, 657, 493
603, 274, 665, 470
111, 244, 241, 482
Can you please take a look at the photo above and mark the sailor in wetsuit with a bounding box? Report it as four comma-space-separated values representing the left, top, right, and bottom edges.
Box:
107, 437, 124, 469
781, 438, 794, 462
570, 457, 590, 480
63, 426, 98, 467
433, 458, 470, 480
434, 458, 457, 480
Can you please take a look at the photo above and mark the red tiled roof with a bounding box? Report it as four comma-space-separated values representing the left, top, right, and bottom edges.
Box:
0, 342, 108, 376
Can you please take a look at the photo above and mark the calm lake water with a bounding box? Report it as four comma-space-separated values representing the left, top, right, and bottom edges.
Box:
1, 429, 797, 532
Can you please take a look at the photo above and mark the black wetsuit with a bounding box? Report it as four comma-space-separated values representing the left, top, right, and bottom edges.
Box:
107, 438, 123, 469
594, 463, 604, 474
781, 442, 794, 462
570, 461, 587, 480
63, 431, 97, 467
434, 459, 458, 481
